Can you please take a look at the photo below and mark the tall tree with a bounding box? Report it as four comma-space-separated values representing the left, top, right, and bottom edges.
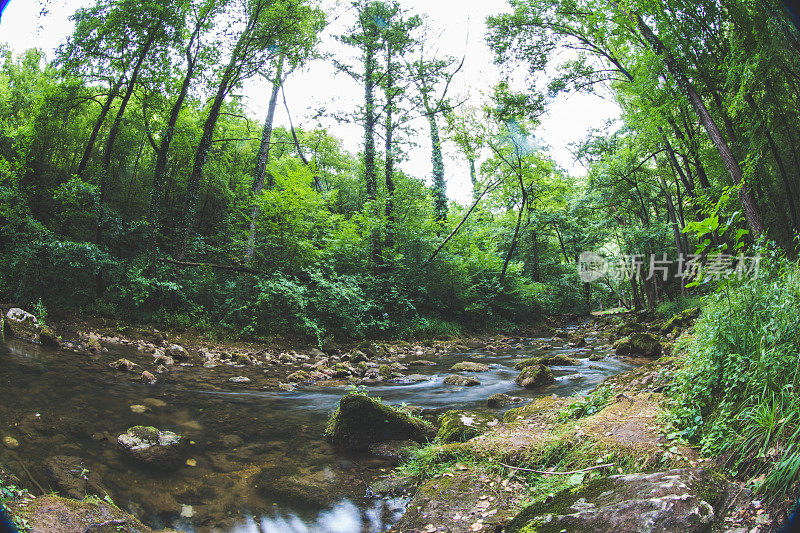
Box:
175, 0, 323, 259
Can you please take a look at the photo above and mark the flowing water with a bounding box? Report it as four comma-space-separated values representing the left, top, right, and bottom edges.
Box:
0, 325, 635, 532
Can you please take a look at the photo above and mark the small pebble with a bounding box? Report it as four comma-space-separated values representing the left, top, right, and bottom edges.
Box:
3, 436, 20, 449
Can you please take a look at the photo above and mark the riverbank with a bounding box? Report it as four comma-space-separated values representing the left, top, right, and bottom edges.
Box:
365, 310, 789, 532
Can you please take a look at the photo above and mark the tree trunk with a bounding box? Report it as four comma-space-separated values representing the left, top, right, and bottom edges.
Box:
76, 77, 123, 177
500, 173, 527, 284
175, 25, 251, 260
245, 55, 285, 264
468, 156, 478, 200
364, 45, 377, 200
384, 47, 395, 252
633, 12, 765, 238
744, 93, 800, 235
97, 32, 156, 248
145, 23, 203, 274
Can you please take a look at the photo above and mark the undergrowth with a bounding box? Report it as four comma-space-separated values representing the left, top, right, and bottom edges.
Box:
669, 250, 800, 499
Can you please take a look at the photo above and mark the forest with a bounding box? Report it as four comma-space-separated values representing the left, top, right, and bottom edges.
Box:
2, 0, 800, 531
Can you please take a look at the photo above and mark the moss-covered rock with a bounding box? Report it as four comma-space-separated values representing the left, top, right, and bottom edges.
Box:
515, 364, 555, 389
44, 455, 108, 500
515, 355, 579, 369
37, 325, 62, 348
8, 495, 179, 533
487, 393, 524, 408
323, 394, 435, 451
390, 471, 518, 533
615, 321, 646, 338
661, 307, 701, 334
505, 468, 745, 533
3, 308, 39, 342
117, 426, 186, 470
450, 361, 490, 372
615, 332, 662, 358
443, 374, 480, 386
435, 410, 499, 443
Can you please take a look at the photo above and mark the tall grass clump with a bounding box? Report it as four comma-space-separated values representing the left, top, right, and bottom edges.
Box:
670, 251, 800, 498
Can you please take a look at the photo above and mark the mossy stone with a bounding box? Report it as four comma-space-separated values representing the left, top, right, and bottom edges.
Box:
515, 364, 555, 389
435, 410, 498, 443
324, 394, 435, 451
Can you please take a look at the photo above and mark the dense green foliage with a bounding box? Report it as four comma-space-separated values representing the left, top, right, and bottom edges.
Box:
670, 252, 800, 497
1, 0, 800, 348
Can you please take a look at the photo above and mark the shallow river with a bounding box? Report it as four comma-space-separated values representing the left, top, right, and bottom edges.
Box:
0, 324, 633, 532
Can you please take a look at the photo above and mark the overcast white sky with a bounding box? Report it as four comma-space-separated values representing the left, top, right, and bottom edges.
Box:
0, 0, 620, 204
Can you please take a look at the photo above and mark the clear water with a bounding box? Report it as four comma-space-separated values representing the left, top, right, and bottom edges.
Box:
0, 324, 633, 532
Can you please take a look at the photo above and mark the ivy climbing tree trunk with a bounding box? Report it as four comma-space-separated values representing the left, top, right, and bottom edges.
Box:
428, 112, 447, 221
175, 17, 255, 260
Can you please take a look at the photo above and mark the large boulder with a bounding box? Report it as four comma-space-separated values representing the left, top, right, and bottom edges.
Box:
505, 468, 746, 533
117, 426, 187, 470
615, 321, 646, 338
44, 456, 108, 500
515, 364, 555, 389
515, 354, 578, 369
3, 308, 39, 342
324, 394, 435, 451
615, 332, 662, 358
435, 410, 499, 443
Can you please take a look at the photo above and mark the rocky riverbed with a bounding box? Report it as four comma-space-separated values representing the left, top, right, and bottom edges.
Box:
0, 306, 777, 532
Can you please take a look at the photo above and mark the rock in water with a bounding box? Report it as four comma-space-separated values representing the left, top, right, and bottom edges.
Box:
450, 361, 490, 372
37, 325, 62, 348
109, 358, 137, 371
117, 426, 187, 470
324, 394, 435, 451
615, 332, 662, 358
515, 364, 555, 389
486, 393, 524, 408
505, 468, 746, 533
435, 410, 499, 443
443, 374, 481, 387
166, 344, 189, 361
5, 495, 174, 533
44, 456, 109, 500
3, 435, 20, 449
